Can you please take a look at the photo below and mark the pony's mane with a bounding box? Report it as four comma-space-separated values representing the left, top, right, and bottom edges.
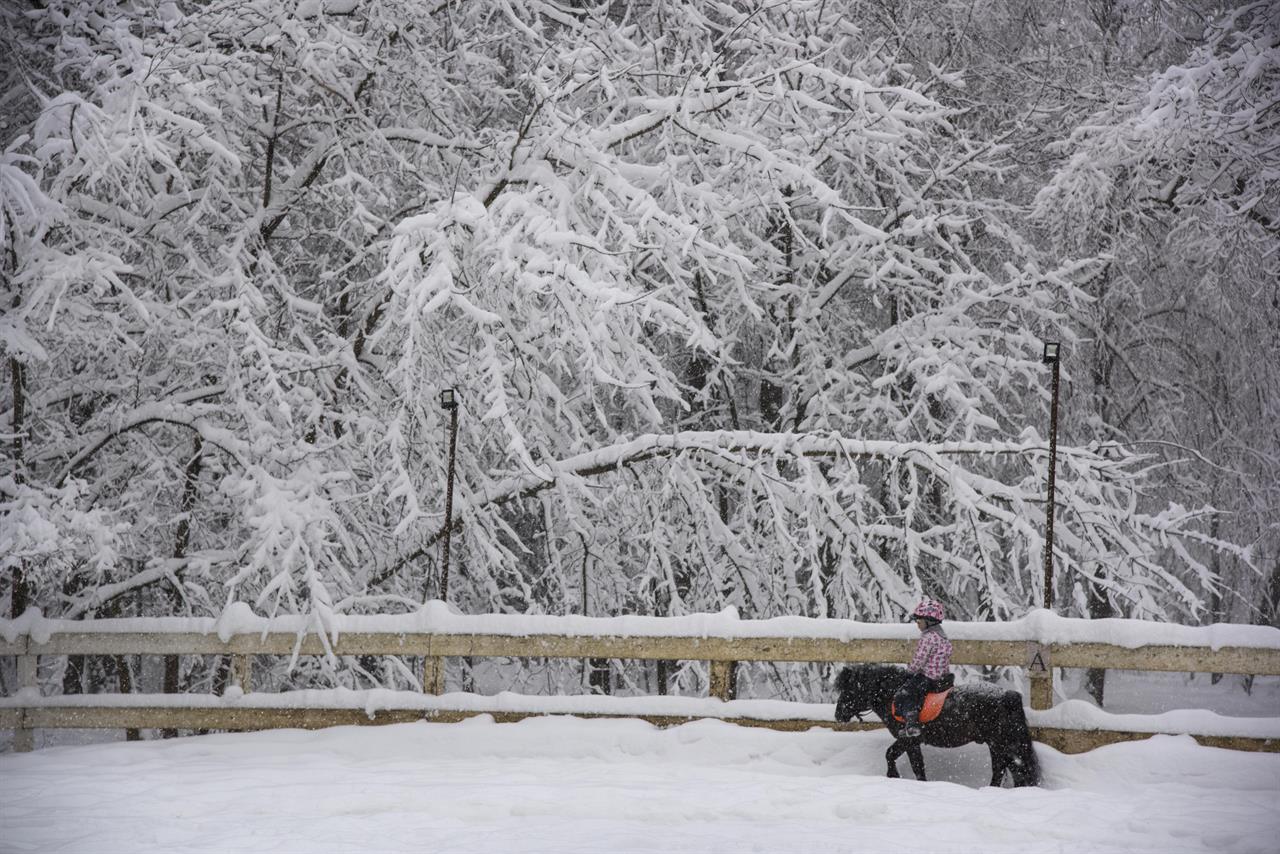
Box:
853, 662, 906, 680
836, 662, 906, 694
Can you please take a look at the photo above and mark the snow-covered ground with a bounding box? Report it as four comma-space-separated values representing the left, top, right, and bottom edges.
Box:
2, 715, 1277, 854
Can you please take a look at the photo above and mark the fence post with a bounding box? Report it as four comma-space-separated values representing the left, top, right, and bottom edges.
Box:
1027, 642, 1053, 710
422, 635, 445, 695
231, 655, 252, 693
1030, 673, 1053, 710
423, 657, 445, 695
709, 660, 737, 701
15, 652, 38, 752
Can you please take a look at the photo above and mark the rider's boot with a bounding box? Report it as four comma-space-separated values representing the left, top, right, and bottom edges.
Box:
901, 711, 922, 738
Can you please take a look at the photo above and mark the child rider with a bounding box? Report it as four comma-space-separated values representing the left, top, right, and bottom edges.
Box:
895, 598, 953, 737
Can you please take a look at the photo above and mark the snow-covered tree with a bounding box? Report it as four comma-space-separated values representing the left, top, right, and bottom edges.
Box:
1035, 2, 1279, 635
0, 0, 1254, 700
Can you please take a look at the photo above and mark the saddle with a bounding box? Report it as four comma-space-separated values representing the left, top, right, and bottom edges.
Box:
890, 673, 956, 724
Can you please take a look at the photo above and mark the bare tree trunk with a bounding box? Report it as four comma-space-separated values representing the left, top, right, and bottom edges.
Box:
101, 596, 141, 740
1083, 573, 1111, 706
162, 438, 203, 738
1246, 555, 1280, 697
62, 655, 84, 695
9, 353, 29, 618
1210, 513, 1225, 684
61, 576, 86, 694
115, 654, 140, 741
5, 237, 32, 616
588, 659, 612, 695
576, 536, 611, 694
1082, 273, 1118, 707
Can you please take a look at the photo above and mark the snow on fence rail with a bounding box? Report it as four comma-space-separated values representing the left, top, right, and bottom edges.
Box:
3, 605, 1279, 754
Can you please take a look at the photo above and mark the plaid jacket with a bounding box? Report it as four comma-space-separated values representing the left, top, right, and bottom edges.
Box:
908, 624, 952, 680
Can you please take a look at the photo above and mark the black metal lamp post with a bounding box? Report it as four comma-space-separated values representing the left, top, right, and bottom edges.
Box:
1041, 342, 1061, 611
439, 388, 460, 603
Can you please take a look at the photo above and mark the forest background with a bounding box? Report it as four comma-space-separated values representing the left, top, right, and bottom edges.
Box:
2, 0, 1277, 705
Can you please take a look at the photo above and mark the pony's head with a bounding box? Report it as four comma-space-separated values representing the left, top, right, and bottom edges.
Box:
834, 665, 880, 722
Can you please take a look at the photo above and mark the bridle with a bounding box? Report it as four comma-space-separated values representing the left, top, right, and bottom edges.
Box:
840, 685, 870, 722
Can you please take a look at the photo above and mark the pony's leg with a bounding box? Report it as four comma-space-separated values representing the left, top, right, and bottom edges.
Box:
1009, 740, 1042, 787
988, 745, 1009, 787
884, 739, 906, 778
999, 691, 1043, 787
905, 740, 927, 781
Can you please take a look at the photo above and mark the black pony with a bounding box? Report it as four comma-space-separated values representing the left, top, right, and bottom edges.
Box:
834, 664, 1040, 787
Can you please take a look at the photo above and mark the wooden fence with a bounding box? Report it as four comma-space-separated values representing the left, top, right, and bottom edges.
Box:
4, 624, 1279, 755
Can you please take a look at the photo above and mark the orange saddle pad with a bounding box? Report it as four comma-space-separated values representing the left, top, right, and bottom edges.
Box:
891, 688, 953, 724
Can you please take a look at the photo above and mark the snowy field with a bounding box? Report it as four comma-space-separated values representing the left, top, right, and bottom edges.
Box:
2, 715, 1278, 854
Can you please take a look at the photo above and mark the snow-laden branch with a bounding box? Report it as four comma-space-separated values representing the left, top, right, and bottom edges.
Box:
47, 392, 245, 487
381, 429, 1127, 590
473, 431, 1058, 510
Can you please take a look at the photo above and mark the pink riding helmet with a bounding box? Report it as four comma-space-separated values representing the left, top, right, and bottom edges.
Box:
911, 599, 945, 622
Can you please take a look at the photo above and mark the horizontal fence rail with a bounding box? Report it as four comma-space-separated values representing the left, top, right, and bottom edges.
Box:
8, 631, 1280, 671
4, 612, 1279, 755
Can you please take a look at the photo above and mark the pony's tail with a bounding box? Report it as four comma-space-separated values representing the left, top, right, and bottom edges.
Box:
1003, 692, 1042, 787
